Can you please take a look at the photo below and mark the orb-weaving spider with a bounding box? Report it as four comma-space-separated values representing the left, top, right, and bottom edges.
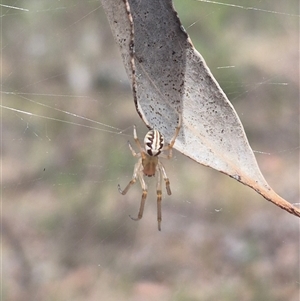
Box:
118, 115, 182, 231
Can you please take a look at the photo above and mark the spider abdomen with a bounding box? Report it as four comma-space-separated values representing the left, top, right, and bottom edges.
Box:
144, 129, 164, 156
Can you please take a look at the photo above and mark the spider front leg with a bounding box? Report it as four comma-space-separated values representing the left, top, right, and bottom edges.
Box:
163, 113, 182, 159
132, 125, 144, 153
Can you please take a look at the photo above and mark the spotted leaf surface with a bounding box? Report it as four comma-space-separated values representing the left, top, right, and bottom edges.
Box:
100, 0, 300, 218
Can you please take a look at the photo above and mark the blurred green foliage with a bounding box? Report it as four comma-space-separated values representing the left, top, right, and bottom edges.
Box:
2, 1, 299, 300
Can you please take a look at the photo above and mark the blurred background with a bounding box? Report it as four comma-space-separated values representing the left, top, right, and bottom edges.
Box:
2, 0, 299, 300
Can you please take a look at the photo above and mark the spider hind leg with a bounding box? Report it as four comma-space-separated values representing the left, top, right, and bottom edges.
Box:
129, 173, 148, 222
129, 189, 147, 221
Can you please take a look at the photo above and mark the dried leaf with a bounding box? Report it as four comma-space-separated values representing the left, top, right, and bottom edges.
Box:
100, 0, 300, 218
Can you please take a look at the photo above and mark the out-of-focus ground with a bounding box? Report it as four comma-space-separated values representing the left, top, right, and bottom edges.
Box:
2, 1, 299, 300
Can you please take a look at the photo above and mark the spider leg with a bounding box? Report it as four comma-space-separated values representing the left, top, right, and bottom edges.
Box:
129, 172, 147, 221
133, 125, 144, 152
118, 159, 142, 195
158, 161, 171, 195
156, 165, 163, 231
162, 113, 182, 159
128, 141, 140, 157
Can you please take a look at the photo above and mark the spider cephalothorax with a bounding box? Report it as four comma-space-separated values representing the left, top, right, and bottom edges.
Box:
118, 115, 182, 231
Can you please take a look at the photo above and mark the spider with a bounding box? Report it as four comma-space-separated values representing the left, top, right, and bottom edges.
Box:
118, 115, 182, 231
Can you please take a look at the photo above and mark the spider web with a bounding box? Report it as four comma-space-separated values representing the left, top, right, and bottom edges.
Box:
1, 1, 299, 300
